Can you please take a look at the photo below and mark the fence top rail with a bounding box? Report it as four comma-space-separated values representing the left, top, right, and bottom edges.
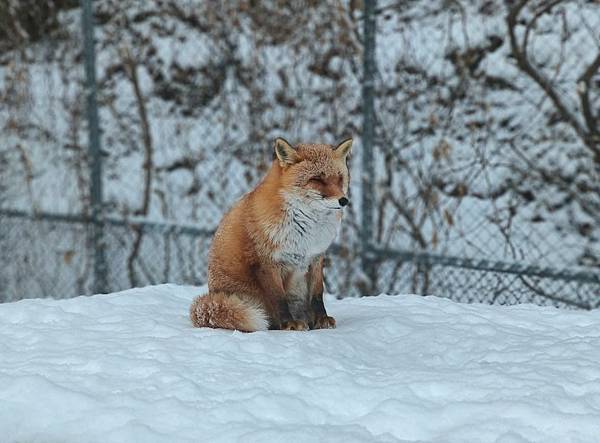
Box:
370, 247, 600, 286
3, 209, 600, 285
0, 209, 215, 238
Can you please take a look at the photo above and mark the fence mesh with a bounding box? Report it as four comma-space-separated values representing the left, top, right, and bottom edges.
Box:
1, 0, 599, 308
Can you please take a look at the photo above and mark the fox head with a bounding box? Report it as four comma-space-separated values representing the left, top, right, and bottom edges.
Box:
273, 137, 352, 211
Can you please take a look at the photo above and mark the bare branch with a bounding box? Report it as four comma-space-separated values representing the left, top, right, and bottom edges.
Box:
577, 52, 600, 137
506, 0, 600, 160
121, 47, 155, 287
522, 0, 563, 55
384, 191, 428, 249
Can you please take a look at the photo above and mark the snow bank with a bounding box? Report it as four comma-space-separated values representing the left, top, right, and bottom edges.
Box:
1, 285, 599, 442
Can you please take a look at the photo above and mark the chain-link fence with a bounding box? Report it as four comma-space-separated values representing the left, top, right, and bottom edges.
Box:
1, 0, 599, 308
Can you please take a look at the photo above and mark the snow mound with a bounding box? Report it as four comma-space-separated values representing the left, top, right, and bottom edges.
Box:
1, 285, 600, 442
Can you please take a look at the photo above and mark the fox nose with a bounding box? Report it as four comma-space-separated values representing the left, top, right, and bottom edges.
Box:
338, 197, 349, 207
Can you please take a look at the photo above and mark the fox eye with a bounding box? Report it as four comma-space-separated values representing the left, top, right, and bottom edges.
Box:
309, 176, 325, 185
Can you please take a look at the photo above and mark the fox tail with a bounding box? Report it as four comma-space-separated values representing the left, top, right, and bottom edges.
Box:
189, 292, 269, 332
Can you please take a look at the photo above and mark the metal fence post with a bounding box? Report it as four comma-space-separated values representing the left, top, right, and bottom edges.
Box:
361, 0, 377, 295
81, 0, 107, 294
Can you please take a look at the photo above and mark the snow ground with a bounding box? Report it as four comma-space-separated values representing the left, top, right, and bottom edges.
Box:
1, 285, 600, 443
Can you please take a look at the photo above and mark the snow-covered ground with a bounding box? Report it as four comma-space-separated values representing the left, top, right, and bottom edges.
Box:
1, 285, 600, 442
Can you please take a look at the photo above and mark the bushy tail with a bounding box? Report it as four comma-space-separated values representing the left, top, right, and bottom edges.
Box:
189, 292, 268, 332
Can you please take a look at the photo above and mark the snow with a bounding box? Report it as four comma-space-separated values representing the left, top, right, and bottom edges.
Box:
1, 285, 600, 442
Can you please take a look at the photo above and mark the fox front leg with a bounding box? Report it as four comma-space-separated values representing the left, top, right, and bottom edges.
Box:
256, 264, 308, 331
284, 269, 313, 330
311, 293, 336, 329
308, 258, 336, 329
278, 299, 309, 331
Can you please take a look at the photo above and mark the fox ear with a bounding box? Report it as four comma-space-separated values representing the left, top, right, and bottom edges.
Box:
334, 138, 353, 158
274, 138, 300, 166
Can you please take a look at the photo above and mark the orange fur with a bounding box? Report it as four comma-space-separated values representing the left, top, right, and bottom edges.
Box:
189, 292, 268, 332
190, 138, 352, 332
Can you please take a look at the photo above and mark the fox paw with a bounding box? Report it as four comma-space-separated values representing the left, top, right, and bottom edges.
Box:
314, 315, 336, 329
281, 320, 309, 331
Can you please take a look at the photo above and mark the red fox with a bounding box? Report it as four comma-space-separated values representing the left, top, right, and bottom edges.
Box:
190, 137, 352, 332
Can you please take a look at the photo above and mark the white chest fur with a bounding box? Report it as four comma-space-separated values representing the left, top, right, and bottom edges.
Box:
268, 195, 341, 267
